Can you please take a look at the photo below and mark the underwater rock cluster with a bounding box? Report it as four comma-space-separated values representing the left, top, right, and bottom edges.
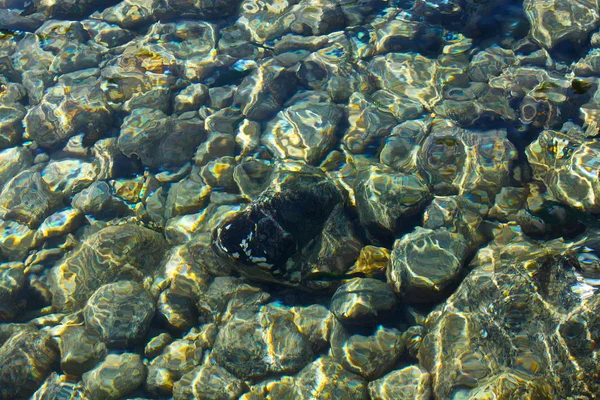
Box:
2, 0, 600, 398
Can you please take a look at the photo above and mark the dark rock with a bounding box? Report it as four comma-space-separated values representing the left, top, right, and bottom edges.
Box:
212, 162, 342, 284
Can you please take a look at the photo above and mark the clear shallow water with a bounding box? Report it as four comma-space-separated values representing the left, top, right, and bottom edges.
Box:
1, 0, 600, 398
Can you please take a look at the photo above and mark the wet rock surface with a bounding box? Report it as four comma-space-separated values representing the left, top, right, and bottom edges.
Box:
2, 0, 600, 398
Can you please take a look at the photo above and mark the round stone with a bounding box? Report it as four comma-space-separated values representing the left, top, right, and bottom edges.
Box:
82, 353, 146, 400
368, 365, 432, 400
173, 364, 247, 400
0, 329, 58, 399
387, 227, 468, 303
212, 303, 314, 380
331, 326, 405, 380
84, 280, 156, 348
330, 278, 396, 325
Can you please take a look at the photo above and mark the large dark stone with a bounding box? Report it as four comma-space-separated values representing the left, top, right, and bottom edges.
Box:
212, 162, 343, 284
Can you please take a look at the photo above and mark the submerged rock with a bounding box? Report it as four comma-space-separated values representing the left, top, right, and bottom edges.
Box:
526, 123, 600, 212
0, 220, 36, 261
369, 365, 432, 400
263, 91, 343, 165
24, 69, 111, 148
419, 229, 600, 399
524, 0, 600, 49
71, 181, 112, 216
295, 203, 362, 282
173, 364, 247, 400
0, 167, 62, 229
330, 278, 396, 325
49, 224, 166, 311
0, 103, 26, 149
146, 337, 204, 395
0, 262, 27, 321
89, 0, 161, 29
82, 352, 145, 400
0, 329, 58, 399
55, 325, 107, 377
354, 164, 431, 238
417, 119, 517, 201
234, 61, 297, 121
212, 303, 314, 380
212, 162, 342, 284
331, 326, 405, 380
272, 356, 368, 399
343, 92, 398, 154
296, 39, 372, 102
84, 280, 156, 348
118, 108, 205, 168
31, 373, 87, 400
174, 83, 208, 114
0, 148, 32, 190
35, 207, 83, 243
388, 227, 468, 303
